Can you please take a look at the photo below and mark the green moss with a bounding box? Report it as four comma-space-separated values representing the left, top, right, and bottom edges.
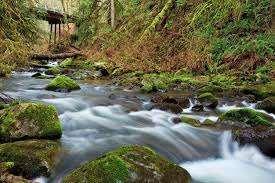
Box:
0, 63, 13, 77
241, 81, 275, 99
141, 73, 172, 93
219, 108, 274, 127
60, 58, 74, 68
181, 116, 201, 127
0, 140, 61, 179
64, 155, 129, 183
0, 103, 62, 142
140, 72, 206, 93
46, 75, 80, 92
198, 92, 217, 102
0, 162, 14, 173
45, 67, 61, 75
203, 119, 215, 125
63, 145, 191, 183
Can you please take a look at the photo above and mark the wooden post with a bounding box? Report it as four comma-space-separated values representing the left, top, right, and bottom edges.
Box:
54, 24, 57, 44
49, 23, 53, 44
59, 23, 61, 40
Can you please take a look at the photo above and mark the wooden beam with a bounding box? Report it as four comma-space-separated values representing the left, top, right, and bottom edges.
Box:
49, 23, 53, 44
59, 23, 61, 38
54, 24, 57, 44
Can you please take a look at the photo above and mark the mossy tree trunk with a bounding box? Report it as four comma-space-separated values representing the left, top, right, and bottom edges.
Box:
140, 0, 176, 39
110, 0, 115, 29
271, 0, 275, 29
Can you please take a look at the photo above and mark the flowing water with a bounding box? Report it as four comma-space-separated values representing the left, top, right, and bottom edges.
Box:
1, 72, 275, 183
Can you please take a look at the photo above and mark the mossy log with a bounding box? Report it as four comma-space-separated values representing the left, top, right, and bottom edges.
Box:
31, 52, 83, 60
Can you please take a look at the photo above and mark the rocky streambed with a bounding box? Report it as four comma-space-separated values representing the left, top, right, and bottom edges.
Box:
0, 67, 275, 183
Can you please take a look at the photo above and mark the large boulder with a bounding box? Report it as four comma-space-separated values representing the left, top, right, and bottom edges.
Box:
0, 140, 61, 179
256, 97, 275, 113
63, 145, 191, 183
197, 92, 218, 108
46, 75, 80, 92
0, 103, 62, 142
217, 108, 275, 157
0, 162, 30, 183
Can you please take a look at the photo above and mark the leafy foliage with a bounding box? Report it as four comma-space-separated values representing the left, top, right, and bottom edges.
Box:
0, 0, 39, 67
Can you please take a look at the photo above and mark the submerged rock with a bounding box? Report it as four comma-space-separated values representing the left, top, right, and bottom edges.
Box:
0, 103, 62, 142
191, 104, 204, 112
151, 94, 189, 114
217, 108, 275, 157
197, 92, 218, 108
153, 103, 182, 114
46, 75, 80, 92
31, 72, 42, 78
256, 97, 275, 113
0, 140, 61, 179
151, 94, 190, 108
63, 145, 191, 183
181, 116, 201, 127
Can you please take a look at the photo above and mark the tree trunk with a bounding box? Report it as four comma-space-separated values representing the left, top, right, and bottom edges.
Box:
271, 0, 275, 29
110, 0, 115, 29
140, 0, 176, 39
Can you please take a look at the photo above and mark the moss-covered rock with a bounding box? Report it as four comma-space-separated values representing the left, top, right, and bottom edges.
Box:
63, 145, 191, 183
0, 162, 30, 183
256, 97, 275, 113
60, 58, 74, 68
181, 116, 201, 127
217, 108, 275, 157
197, 92, 218, 108
203, 119, 215, 126
0, 140, 61, 179
0, 103, 62, 142
0, 162, 14, 173
46, 75, 80, 92
45, 67, 61, 75
219, 108, 274, 127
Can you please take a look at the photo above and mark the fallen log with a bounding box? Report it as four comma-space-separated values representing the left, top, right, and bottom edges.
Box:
31, 52, 83, 60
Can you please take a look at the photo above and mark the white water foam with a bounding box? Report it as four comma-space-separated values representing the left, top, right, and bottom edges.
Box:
182, 132, 275, 183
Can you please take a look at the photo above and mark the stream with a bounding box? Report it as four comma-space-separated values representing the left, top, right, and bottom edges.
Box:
1, 71, 275, 183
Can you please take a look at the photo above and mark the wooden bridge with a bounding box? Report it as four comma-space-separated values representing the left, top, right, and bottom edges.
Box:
32, 4, 76, 45
30, 4, 82, 61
